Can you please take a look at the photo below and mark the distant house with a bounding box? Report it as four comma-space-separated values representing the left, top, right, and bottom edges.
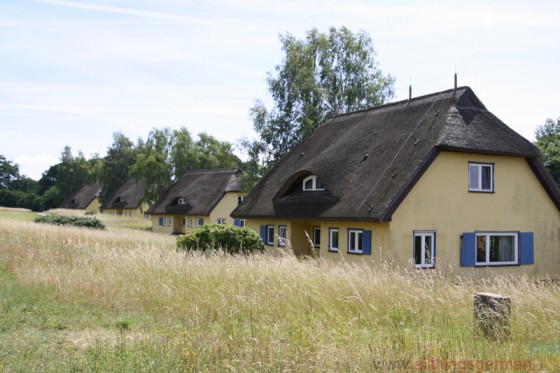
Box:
60, 184, 102, 212
101, 180, 148, 217
232, 87, 560, 277
148, 169, 246, 234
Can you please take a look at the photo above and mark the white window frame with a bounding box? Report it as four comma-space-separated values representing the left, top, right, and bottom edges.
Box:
329, 228, 339, 252
166, 217, 172, 226
469, 162, 494, 192
217, 218, 226, 225
475, 232, 518, 266
181, 218, 186, 227
303, 175, 325, 191
348, 229, 363, 254
266, 225, 274, 245
195, 218, 204, 226
177, 198, 187, 205
312, 226, 321, 248
118, 197, 125, 203
238, 195, 247, 204
187, 218, 193, 227
413, 231, 436, 269
238, 219, 246, 228
278, 225, 287, 247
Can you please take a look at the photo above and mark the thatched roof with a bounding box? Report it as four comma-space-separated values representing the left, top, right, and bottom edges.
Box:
232, 87, 560, 222
147, 169, 242, 215
60, 184, 102, 209
101, 180, 146, 210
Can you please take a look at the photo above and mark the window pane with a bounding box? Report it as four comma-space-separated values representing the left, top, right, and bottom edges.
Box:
481, 165, 492, 190
330, 230, 339, 250
304, 178, 313, 190
357, 232, 363, 251
350, 232, 356, 251
313, 228, 321, 246
476, 235, 486, 262
414, 235, 422, 265
489, 235, 514, 262
469, 165, 479, 189
315, 179, 325, 190
424, 235, 432, 265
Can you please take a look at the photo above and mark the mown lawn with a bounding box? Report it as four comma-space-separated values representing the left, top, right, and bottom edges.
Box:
0, 209, 559, 371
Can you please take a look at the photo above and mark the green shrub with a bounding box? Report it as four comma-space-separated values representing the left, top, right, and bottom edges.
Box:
35, 214, 106, 230
176, 224, 264, 254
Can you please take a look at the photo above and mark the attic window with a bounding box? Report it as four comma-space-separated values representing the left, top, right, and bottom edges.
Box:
177, 198, 187, 205
118, 197, 125, 203
71, 198, 78, 204
303, 175, 325, 191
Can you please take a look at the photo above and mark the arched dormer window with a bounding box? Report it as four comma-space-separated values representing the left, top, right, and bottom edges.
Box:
303, 175, 325, 191
177, 197, 187, 205
118, 197, 125, 203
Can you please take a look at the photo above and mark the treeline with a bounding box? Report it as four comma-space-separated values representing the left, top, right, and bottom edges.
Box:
0, 127, 242, 211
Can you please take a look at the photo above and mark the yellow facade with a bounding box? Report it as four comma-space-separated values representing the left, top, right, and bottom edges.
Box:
245, 151, 560, 277
103, 203, 149, 218
151, 192, 245, 234
85, 197, 101, 213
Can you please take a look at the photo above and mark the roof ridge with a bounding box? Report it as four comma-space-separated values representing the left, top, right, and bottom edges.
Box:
327, 86, 471, 121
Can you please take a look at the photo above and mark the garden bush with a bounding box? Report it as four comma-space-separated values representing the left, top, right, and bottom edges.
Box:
35, 214, 106, 230
176, 224, 264, 254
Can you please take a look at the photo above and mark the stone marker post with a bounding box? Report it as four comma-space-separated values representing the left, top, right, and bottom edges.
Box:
474, 292, 511, 340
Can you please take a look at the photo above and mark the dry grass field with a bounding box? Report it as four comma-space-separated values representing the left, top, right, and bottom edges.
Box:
0, 208, 559, 371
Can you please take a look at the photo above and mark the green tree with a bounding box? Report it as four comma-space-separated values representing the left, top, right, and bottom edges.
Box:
130, 128, 174, 205
195, 133, 241, 171
171, 127, 197, 178
100, 132, 137, 202
57, 146, 97, 201
243, 26, 395, 181
0, 155, 20, 189
535, 116, 560, 186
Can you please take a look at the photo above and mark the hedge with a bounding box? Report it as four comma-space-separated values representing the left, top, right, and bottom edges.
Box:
176, 224, 264, 254
35, 214, 106, 230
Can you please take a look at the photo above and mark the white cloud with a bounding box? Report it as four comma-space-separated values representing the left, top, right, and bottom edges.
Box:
32, 0, 218, 26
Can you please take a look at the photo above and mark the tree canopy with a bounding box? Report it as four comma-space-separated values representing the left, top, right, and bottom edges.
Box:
243, 26, 395, 182
535, 116, 560, 186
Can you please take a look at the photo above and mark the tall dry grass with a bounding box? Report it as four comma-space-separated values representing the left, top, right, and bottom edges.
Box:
1, 217, 559, 371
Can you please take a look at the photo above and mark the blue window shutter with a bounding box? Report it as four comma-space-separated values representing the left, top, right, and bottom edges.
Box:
460, 233, 476, 267
234, 219, 241, 227
519, 232, 534, 265
200, 218, 204, 225
259, 225, 267, 243
362, 230, 372, 255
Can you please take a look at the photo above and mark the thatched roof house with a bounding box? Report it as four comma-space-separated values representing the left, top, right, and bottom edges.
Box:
148, 169, 245, 234
60, 184, 102, 211
101, 180, 148, 217
232, 86, 560, 277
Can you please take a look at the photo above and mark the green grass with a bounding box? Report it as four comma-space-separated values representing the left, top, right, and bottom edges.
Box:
0, 207, 37, 222
0, 211, 559, 371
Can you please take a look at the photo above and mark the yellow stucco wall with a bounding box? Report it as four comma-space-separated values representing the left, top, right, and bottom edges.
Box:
103, 203, 149, 218
390, 151, 560, 277
85, 197, 101, 212
245, 218, 390, 264
151, 192, 244, 234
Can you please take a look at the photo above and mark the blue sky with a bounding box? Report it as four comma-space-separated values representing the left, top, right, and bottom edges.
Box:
1, 0, 559, 180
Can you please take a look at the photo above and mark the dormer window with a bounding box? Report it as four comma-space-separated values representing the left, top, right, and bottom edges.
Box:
71, 198, 78, 204
177, 198, 187, 205
303, 175, 325, 191
118, 197, 125, 203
